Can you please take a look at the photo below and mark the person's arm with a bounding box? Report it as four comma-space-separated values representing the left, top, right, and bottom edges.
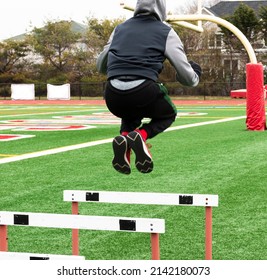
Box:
164, 28, 201, 87
96, 29, 115, 74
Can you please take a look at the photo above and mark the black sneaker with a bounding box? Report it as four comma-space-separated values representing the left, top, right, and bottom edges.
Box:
112, 135, 131, 175
127, 131, 153, 173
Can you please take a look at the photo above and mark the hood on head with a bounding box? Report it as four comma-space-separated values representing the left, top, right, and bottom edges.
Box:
134, 0, 167, 21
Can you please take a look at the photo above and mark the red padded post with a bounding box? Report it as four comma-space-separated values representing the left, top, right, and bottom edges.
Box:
246, 63, 266, 130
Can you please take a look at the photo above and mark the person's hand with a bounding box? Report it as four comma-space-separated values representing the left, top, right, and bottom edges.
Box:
189, 60, 202, 78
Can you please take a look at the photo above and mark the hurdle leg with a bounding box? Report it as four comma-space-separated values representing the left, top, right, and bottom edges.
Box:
205, 206, 212, 260
71, 202, 79, 255
150, 233, 160, 260
0, 225, 8, 251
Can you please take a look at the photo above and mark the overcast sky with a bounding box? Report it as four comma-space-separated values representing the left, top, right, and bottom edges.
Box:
0, 0, 197, 41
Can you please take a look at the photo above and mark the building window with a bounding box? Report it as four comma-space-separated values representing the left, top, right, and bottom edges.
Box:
223, 59, 239, 79
224, 59, 238, 71
216, 34, 222, 48
208, 34, 215, 48
208, 34, 222, 49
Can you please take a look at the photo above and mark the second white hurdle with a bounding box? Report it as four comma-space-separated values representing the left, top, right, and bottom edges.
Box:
64, 190, 219, 260
0, 252, 85, 260
0, 211, 165, 260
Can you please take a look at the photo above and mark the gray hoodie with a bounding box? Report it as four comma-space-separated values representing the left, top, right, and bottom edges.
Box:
134, 0, 167, 21
96, 0, 199, 87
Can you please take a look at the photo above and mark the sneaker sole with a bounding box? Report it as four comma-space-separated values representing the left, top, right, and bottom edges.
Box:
127, 131, 153, 173
112, 136, 131, 175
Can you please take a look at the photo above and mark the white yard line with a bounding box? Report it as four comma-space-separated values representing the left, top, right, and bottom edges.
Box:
166, 115, 246, 131
0, 109, 103, 119
0, 138, 113, 164
0, 115, 246, 165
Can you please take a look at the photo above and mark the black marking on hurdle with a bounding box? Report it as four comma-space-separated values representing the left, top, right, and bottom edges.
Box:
86, 192, 99, 202
14, 214, 29, 225
119, 219, 136, 231
179, 195, 193, 205
30, 256, 50, 260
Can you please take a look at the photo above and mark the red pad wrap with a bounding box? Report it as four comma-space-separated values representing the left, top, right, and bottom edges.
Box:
246, 63, 266, 130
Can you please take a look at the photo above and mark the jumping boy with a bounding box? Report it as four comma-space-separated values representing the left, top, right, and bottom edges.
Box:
97, 0, 201, 174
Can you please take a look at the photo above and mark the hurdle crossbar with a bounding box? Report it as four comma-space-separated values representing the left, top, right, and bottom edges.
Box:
0, 252, 85, 260
64, 190, 218, 260
0, 211, 165, 260
64, 190, 218, 206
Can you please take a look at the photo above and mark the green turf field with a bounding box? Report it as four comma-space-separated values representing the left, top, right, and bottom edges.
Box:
0, 102, 266, 260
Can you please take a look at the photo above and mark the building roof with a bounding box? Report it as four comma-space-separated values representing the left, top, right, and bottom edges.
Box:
204, 1, 267, 17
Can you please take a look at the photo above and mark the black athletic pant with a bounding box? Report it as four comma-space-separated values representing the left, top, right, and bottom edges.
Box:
105, 79, 177, 139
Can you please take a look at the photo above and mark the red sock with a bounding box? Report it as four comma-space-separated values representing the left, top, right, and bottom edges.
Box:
126, 149, 131, 163
135, 129, 148, 141
121, 131, 131, 163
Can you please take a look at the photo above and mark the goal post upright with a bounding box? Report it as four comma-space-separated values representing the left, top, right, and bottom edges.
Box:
168, 14, 265, 131
122, 1, 265, 130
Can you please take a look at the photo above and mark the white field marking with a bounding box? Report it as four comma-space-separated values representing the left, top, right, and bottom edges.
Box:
0, 108, 104, 119
166, 115, 246, 132
0, 115, 246, 165
0, 134, 35, 141
0, 138, 113, 165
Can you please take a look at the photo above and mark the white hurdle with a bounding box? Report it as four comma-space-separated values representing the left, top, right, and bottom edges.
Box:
0, 252, 85, 260
0, 211, 165, 260
64, 190, 219, 260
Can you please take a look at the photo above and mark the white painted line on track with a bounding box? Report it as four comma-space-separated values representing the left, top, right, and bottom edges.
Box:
0, 115, 246, 165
